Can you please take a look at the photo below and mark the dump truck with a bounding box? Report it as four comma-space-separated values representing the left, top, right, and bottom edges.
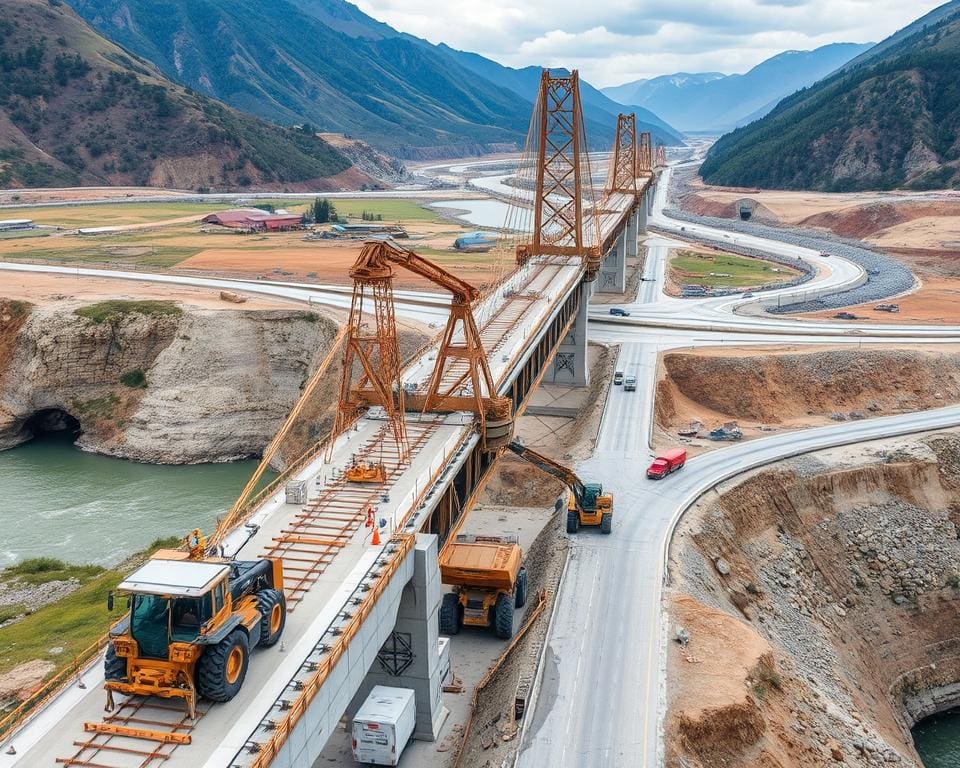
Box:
102, 537, 286, 719
438, 534, 527, 639
646, 447, 686, 479
506, 440, 613, 534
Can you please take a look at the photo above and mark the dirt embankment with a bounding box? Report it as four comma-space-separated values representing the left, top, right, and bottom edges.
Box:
666, 432, 960, 768
656, 346, 960, 449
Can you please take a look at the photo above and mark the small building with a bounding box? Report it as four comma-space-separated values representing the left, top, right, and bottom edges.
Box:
201, 209, 303, 232
328, 223, 408, 238
0, 219, 33, 231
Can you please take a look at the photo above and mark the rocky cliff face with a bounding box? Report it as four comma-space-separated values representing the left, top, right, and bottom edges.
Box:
666, 432, 960, 767
0, 300, 341, 463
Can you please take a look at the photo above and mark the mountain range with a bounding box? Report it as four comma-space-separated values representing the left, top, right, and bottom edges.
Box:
602, 43, 873, 132
700, 0, 960, 191
0, 0, 351, 189
67, 0, 683, 159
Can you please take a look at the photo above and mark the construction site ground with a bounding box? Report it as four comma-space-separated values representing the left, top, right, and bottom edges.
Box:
314, 345, 617, 767
653, 343, 960, 457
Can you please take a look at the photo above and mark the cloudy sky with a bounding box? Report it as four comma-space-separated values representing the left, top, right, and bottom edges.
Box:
354, 0, 947, 86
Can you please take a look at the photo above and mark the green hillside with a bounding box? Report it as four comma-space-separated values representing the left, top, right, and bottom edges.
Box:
0, 0, 350, 189
700, 5, 960, 191
68, 0, 535, 158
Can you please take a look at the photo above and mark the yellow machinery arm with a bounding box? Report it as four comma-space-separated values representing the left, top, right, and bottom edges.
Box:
505, 440, 589, 509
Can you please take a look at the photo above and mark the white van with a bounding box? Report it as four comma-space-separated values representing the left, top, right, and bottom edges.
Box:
352, 686, 416, 766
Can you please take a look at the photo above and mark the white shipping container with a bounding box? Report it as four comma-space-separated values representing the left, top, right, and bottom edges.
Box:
352, 686, 416, 766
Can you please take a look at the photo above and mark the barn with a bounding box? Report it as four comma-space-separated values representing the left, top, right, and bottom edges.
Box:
202, 209, 303, 231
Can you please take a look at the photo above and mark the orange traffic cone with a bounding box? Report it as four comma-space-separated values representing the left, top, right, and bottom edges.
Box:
371, 525, 381, 546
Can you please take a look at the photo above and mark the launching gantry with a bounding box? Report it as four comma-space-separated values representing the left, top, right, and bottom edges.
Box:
333, 239, 514, 467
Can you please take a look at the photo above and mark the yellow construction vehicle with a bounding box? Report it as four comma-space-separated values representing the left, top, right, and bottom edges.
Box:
345, 458, 387, 484
101, 534, 286, 720
506, 440, 614, 534
438, 534, 527, 639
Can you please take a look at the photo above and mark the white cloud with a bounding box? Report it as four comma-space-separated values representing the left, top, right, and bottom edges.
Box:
352, 0, 947, 85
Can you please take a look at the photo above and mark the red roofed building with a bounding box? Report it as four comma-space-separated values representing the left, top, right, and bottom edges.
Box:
202, 209, 303, 231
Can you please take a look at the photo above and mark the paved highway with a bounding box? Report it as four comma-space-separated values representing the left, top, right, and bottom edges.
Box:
517, 167, 960, 767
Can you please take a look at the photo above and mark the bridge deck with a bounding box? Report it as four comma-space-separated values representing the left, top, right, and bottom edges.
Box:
3, 254, 586, 768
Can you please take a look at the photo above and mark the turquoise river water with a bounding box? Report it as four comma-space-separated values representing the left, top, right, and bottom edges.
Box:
0, 435, 262, 567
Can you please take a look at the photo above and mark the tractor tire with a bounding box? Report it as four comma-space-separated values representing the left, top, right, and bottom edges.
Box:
439, 592, 462, 635
493, 593, 514, 639
600, 513, 613, 535
255, 588, 286, 648
104, 642, 125, 681
514, 567, 528, 609
197, 630, 249, 702
566, 510, 580, 534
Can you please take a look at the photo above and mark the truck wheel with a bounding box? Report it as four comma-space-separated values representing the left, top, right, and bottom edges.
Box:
439, 592, 462, 635
600, 513, 613, 535
197, 630, 249, 702
566, 510, 580, 534
514, 567, 528, 608
104, 642, 126, 681
493, 593, 514, 639
256, 588, 286, 648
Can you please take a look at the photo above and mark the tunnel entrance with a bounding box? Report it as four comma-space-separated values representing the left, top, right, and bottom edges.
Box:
21, 408, 81, 443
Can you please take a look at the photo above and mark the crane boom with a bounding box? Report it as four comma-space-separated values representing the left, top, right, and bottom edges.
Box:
505, 440, 587, 507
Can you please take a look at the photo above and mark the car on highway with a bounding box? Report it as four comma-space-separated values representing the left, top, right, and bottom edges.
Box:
609, 307, 631, 317
646, 448, 687, 479
834, 311, 857, 320
623, 375, 637, 391
742, 292, 754, 298
613, 371, 624, 385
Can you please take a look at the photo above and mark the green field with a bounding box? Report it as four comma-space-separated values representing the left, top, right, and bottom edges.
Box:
669, 250, 800, 289
0, 197, 436, 230
1, 245, 201, 268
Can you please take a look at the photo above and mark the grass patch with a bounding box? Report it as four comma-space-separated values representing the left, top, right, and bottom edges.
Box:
71, 394, 119, 421
0, 606, 26, 625
332, 199, 440, 222
0, 536, 182, 676
119, 369, 147, 389
2, 300, 31, 318
669, 249, 800, 289
2, 558, 105, 586
3, 245, 200, 268
750, 654, 784, 702
0, 228, 51, 240
75, 300, 182, 324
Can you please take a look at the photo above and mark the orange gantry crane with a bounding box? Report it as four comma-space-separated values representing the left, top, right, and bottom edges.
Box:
333, 239, 512, 465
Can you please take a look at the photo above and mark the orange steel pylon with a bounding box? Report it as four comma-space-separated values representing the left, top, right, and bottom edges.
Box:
518, 70, 600, 266
655, 143, 667, 168
638, 131, 652, 173
607, 113, 638, 196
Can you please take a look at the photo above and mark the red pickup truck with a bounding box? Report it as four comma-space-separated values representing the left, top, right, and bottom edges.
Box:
646, 448, 687, 480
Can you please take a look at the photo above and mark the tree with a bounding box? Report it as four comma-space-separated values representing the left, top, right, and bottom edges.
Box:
310, 198, 336, 223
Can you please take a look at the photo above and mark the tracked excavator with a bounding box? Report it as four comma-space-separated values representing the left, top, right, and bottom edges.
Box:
506, 440, 613, 534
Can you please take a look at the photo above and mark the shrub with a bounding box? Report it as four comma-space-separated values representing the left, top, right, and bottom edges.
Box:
119, 368, 147, 389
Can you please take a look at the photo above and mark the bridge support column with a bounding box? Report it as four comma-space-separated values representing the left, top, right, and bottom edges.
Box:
598, 234, 627, 294
547, 282, 589, 386
637, 194, 648, 233
626, 209, 639, 259
347, 535, 447, 741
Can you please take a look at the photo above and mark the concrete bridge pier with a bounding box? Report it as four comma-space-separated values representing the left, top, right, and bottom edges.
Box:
637, 197, 648, 235
547, 281, 590, 386
346, 535, 447, 740
626, 208, 639, 258
598, 233, 627, 294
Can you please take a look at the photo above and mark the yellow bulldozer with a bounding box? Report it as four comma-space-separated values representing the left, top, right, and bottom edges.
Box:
102, 532, 286, 720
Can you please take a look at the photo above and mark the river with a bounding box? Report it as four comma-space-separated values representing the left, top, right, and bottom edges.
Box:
914, 710, 960, 767
431, 198, 512, 229
0, 434, 263, 567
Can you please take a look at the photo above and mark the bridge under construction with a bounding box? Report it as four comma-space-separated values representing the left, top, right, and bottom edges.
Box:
0, 70, 662, 768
